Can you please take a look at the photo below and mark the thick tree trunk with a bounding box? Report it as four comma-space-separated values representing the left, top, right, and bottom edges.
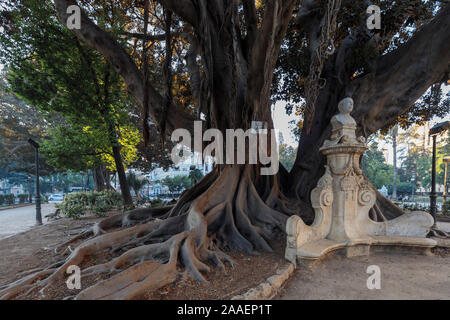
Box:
93, 166, 106, 192
392, 127, 398, 200
104, 168, 112, 190
112, 145, 133, 207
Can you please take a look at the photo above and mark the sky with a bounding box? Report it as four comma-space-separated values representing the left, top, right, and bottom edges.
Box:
272, 101, 299, 147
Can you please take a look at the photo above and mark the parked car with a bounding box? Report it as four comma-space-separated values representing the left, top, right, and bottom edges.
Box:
48, 194, 64, 204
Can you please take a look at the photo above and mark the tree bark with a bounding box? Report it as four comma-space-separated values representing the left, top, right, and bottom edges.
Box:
112, 144, 133, 207
392, 125, 398, 200
93, 166, 106, 192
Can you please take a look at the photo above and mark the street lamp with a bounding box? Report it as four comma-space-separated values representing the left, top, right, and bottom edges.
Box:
429, 121, 450, 226
28, 138, 42, 226
411, 172, 416, 202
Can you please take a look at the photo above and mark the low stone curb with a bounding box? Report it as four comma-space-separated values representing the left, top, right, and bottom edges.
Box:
0, 203, 34, 211
436, 215, 450, 223
231, 263, 294, 300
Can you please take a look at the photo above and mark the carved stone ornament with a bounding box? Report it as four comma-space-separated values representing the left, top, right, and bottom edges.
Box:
286, 98, 435, 267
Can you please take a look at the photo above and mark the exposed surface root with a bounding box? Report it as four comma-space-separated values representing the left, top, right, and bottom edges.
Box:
428, 226, 450, 239
55, 206, 173, 252
1, 165, 296, 300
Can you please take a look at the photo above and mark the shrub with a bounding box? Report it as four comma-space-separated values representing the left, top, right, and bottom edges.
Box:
150, 198, 164, 207
92, 190, 123, 216
0, 194, 15, 206
18, 194, 28, 204
402, 202, 429, 212
443, 200, 450, 216
59, 190, 123, 218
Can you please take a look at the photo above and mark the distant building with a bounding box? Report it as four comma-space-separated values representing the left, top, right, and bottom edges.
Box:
126, 158, 213, 198
10, 185, 24, 196
146, 159, 212, 182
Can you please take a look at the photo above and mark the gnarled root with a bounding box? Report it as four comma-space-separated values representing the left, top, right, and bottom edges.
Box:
428, 226, 450, 239
1, 165, 296, 300
55, 205, 174, 252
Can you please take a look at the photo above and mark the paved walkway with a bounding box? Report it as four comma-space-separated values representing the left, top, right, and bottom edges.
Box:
437, 221, 450, 232
0, 204, 56, 240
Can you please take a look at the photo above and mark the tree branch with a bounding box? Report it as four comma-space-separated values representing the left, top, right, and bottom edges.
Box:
121, 31, 183, 41
350, 4, 450, 135
246, 0, 297, 118
53, 0, 196, 135
242, 0, 258, 58
154, 0, 198, 27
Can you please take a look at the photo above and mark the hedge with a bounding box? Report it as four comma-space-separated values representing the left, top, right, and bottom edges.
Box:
58, 190, 123, 218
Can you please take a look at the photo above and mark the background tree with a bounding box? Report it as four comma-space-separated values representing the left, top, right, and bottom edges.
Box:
188, 166, 204, 185
162, 175, 191, 196
279, 143, 297, 172
126, 171, 148, 198
0, 0, 142, 204
361, 142, 394, 190
390, 125, 399, 200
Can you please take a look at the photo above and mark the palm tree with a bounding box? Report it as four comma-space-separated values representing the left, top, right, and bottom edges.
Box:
126, 172, 148, 198
189, 166, 204, 186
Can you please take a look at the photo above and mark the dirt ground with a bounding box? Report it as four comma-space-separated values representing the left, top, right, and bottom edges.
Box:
0, 214, 105, 288
277, 248, 450, 300
2, 212, 449, 300
0, 212, 286, 300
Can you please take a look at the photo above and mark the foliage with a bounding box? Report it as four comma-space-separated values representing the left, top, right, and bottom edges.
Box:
162, 175, 191, 194
126, 172, 148, 196
39, 171, 94, 194
443, 200, 450, 216
149, 198, 164, 207
273, 0, 448, 133
279, 143, 297, 172
388, 182, 414, 197
0, 73, 53, 176
0, 0, 140, 174
17, 194, 28, 204
188, 167, 204, 185
361, 142, 393, 190
402, 202, 429, 212
0, 194, 15, 206
58, 190, 123, 218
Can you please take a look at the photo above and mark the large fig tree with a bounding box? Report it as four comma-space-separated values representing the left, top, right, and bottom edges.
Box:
0, 0, 448, 299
